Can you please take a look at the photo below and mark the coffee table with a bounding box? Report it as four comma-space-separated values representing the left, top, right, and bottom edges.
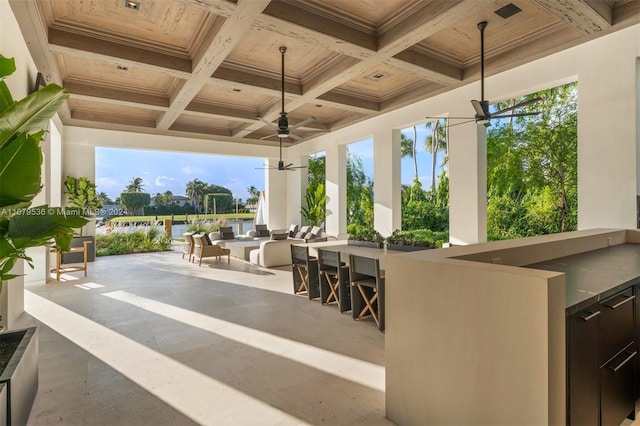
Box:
224, 240, 263, 260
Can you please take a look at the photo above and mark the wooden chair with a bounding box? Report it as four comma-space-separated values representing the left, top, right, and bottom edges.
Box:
182, 232, 195, 261
349, 254, 385, 331
192, 234, 231, 266
318, 249, 351, 312
290, 245, 319, 299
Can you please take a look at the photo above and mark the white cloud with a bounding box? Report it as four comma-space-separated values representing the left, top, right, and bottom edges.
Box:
95, 177, 120, 189
181, 166, 204, 175
155, 176, 175, 187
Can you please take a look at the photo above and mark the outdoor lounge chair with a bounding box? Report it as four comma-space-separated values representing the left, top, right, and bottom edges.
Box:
182, 232, 195, 261
192, 234, 231, 266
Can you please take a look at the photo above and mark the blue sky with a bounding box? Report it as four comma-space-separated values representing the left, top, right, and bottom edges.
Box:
95, 124, 445, 202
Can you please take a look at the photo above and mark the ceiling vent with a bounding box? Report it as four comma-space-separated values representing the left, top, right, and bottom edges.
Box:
494, 3, 522, 19
124, 1, 141, 11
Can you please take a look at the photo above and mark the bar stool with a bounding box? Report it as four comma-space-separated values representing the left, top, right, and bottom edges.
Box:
318, 249, 351, 312
290, 245, 319, 300
349, 254, 385, 331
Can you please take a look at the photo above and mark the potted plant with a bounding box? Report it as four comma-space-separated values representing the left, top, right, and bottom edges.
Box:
63, 176, 103, 262
385, 229, 435, 252
0, 53, 87, 425
347, 224, 384, 248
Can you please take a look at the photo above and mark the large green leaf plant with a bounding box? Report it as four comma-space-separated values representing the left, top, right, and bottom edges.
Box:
0, 54, 87, 283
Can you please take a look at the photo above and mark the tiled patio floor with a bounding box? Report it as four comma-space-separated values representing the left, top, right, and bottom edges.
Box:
19, 247, 390, 426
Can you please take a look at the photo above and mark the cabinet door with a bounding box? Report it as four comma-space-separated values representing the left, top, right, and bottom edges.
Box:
599, 288, 635, 366
601, 348, 637, 426
568, 305, 600, 426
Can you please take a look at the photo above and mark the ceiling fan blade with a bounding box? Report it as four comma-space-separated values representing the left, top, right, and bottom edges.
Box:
289, 117, 316, 130
491, 111, 541, 119
288, 132, 302, 141
427, 116, 473, 120
493, 97, 544, 115
446, 118, 478, 128
471, 100, 488, 118
257, 116, 278, 130
260, 133, 278, 140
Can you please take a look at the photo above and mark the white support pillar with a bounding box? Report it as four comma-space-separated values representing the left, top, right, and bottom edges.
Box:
264, 159, 288, 230
373, 128, 401, 237
62, 143, 97, 236
285, 154, 307, 228
325, 144, 347, 238
577, 52, 638, 229
448, 123, 487, 245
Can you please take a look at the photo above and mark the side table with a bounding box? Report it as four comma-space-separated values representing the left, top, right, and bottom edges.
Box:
50, 240, 92, 281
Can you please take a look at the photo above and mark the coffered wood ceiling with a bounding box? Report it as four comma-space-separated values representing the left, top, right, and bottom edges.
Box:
9, 0, 640, 148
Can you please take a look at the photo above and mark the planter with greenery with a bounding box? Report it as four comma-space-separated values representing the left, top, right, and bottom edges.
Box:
347, 224, 384, 248
0, 54, 87, 424
385, 229, 435, 251
63, 176, 102, 263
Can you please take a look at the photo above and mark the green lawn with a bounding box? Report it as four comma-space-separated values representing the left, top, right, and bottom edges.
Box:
108, 213, 255, 222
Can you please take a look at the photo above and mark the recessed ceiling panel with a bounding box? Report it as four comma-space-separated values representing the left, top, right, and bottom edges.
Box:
195, 84, 273, 111
414, 0, 566, 66
337, 63, 424, 102
58, 54, 174, 95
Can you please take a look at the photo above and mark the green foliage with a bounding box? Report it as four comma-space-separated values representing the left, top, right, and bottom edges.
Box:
126, 177, 144, 192
487, 82, 577, 240
119, 192, 151, 216
307, 154, 326, 189
64, 176, 102, 213
96, 225, 172, 256
347, 224, 384, 243
186, 218, 227, 234
401, 178, 449, 232
0, 53, 87, 282
385, 229, 449, 248
204, 193, 233, 213
301, 183, 326, 226
347, 152, 374, 228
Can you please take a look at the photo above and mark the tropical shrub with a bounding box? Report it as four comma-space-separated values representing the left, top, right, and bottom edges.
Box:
347, 224, 384, 243
186, 218, 227, 234
96, 225, 172, 256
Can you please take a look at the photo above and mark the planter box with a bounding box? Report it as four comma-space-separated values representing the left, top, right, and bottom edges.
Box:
62, 236, 95, 264
0, 327, 38, 426
348, 240, 383, 249
386, 244, 433, 252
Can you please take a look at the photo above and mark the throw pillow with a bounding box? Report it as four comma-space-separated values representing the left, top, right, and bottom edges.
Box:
255, 224, 270, 238
294, 231, 304, 239
222, 232, 235, 240
203, 233, 212, 245
219, 226, 233, 234
288, 224, 299, 238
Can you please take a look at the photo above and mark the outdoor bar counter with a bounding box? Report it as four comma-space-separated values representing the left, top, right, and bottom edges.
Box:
385, 228, 640, 425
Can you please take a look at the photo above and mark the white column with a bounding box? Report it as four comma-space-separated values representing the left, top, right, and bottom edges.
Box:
264, 159, 288, 230
577, 54, 638, 229
325, 144, 347, 238
284, 154, 307, 227
448, 123, 487, 244
373, 128, 401, 237
62, 143, 97, 236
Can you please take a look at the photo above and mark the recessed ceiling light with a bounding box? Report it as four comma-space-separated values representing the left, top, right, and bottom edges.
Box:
232, 88, 241, 92
117, 65, 128, 71
124, 0, 140, 11
494, 3, 521, 19
372, 73, 385, 79
315, 104, 322, 108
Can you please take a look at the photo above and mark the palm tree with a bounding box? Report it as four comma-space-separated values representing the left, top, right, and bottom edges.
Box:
162, 190, 174, 205
126, 177, 144, 192
424, 119, 448, 192
96, 191, 112, 205
186, 179, 206, 212
400, 130, 418, 181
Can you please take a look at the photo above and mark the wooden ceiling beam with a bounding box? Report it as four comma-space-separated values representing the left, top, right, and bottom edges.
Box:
212, 66, 302, 97
534, 0, 612, 35
388, 51, 462, 85
48, 27, 193, 74
71, 110, 156, 128
315, 92, 379, 114
156, 0, 271, 130
64, 81, 169, 109
613, 0, 640, 25
185, 101, 259, 123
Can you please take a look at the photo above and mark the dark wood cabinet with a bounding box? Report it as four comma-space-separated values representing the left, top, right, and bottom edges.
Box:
566, 287, 637, 425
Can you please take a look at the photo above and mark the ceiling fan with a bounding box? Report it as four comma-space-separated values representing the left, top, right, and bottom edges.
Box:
427, 21, 542, 127
258, 46, 328, 141
256, 137, 306, 171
